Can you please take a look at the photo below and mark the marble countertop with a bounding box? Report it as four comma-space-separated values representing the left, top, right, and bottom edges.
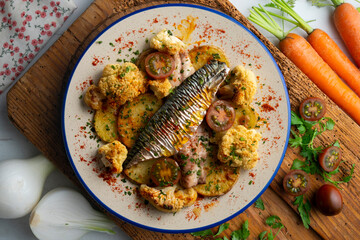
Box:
0, 0, 358, 239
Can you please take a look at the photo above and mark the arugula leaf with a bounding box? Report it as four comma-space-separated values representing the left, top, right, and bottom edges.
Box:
231, 220, 250, 240
191, 229, 213, 237
254, 197, 265, 210
215, 223, 229, 236
293, 195, 311, 229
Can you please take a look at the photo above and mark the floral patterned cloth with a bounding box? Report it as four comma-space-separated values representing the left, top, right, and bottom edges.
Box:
0, 0, 76, 94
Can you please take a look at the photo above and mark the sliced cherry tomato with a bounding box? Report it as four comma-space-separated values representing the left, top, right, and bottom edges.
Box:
206, 100, 235, 132
316, 184, 343, 216
150, 158, 181, 187
145, 52, 175, 79
319, 146, 341, 172
283, 170, 310, 196
299, 97, 326, 121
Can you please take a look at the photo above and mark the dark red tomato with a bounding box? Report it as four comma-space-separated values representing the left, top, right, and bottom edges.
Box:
150, 158, 181, 187
283, 170, 310, 196
316, 184, 343, 216
206, 100, 235, 132
145, 52, 175, 79
299, 97, 326, 121
319, 146, 341, 172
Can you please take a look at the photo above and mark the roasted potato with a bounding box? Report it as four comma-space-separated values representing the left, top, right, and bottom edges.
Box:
189, 45, 230, 70
194, 157, 240, 197
94, 103, 118, 142
123, 159, 157, 185
117, 93, 163, 148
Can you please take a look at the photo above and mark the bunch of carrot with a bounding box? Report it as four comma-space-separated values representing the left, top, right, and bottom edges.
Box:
248, 0, 360, 125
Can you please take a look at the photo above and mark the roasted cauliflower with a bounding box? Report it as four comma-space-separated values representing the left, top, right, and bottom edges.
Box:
150, 29, 186, 55
217, 125, 262, 169
98, 140, 127, 173
98, 63, 147, 106
139, 185, 197, 213
148, 78, 172, 99
228, 65, 257, 107
84, 85, 106, 110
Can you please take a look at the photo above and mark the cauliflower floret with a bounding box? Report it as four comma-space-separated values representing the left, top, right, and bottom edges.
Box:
84, 85, 106, 110
139, 185, 197, 213
148, 78, 172, 99
98, 140, 127, 173
229, 65, 257, 107
150, 29, 186, 55
98, 63, 147, 106
217, 125, 262, 169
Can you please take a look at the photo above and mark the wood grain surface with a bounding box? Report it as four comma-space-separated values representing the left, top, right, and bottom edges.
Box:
6, 0, 360, 239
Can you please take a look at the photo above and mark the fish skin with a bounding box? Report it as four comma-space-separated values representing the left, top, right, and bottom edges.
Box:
124, 60, 230, 168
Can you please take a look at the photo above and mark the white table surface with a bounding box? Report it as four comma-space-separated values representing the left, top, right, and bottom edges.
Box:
0, 0, 358, 239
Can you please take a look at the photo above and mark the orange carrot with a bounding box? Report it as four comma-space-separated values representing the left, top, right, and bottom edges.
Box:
269, 0, 360, 97
307, 29, 360, 97
279, 33, 360, 125
249, 5, 360, 125
332, 1, 360, 68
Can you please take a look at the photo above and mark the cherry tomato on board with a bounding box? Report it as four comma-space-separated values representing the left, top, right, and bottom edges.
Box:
206, 100, 235, 132
150, 158, 181, 187
299, 97, 326, 121
319, 146, 341, 172
283, 170, 310, 196
316, 184, 343, 216
144, 52, 175, 79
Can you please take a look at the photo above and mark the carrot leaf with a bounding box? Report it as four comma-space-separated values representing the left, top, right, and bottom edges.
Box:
309, 0, 333, 7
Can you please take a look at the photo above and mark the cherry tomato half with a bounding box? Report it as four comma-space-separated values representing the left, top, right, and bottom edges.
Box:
144, 52, 175, 79
206, 100, 235, 132
150, 158, 181, 187
319, 146, 341, 172
316, 184, 343, 216
283, 170, 310, 196
299, 97, 326, 121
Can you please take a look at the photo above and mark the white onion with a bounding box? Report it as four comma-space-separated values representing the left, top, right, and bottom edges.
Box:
29, 187, 116, 240
0, 154, 55, 219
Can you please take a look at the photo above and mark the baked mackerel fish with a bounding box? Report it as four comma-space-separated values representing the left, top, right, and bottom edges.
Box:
124, 60, 230, 168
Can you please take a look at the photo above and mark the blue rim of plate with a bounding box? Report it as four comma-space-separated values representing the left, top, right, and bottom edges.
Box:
62, 3, 291, 234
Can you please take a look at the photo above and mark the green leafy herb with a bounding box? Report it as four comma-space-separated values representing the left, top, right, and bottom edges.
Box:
259, 215, 284, 240
293, 195, 311, 229
254, 197, 265, 210
308, 0, 332, 7
289, 111, 353, 187
191, 229, 213, 237
230, 220, 250, 240
215, 223, 230, 236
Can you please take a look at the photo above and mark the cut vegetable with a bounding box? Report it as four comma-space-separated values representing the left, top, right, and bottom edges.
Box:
319, 146, 341, 172
150, 158, 181, 187
299, 97, 326, 121
145, 52, 175, 79
283, 170, 310, 196
206, 100, 235, 132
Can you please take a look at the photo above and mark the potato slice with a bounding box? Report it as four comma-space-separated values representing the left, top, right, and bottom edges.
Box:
94, 103, 118, 143
117, 93, 163, 148
123, 159, 157, 185
194, 157, 240, 197
189, 45, 230, 70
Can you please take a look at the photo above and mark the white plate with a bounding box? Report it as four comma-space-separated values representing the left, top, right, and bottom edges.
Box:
62, 4, 290, 233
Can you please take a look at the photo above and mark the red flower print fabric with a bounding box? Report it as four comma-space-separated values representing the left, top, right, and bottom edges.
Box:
0, 0, 76, 94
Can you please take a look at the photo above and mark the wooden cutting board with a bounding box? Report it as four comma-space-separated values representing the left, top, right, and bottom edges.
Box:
7, 0, 360, 239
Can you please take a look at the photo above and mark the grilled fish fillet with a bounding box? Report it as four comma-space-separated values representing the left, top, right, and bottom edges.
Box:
124, 60, 230, 168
